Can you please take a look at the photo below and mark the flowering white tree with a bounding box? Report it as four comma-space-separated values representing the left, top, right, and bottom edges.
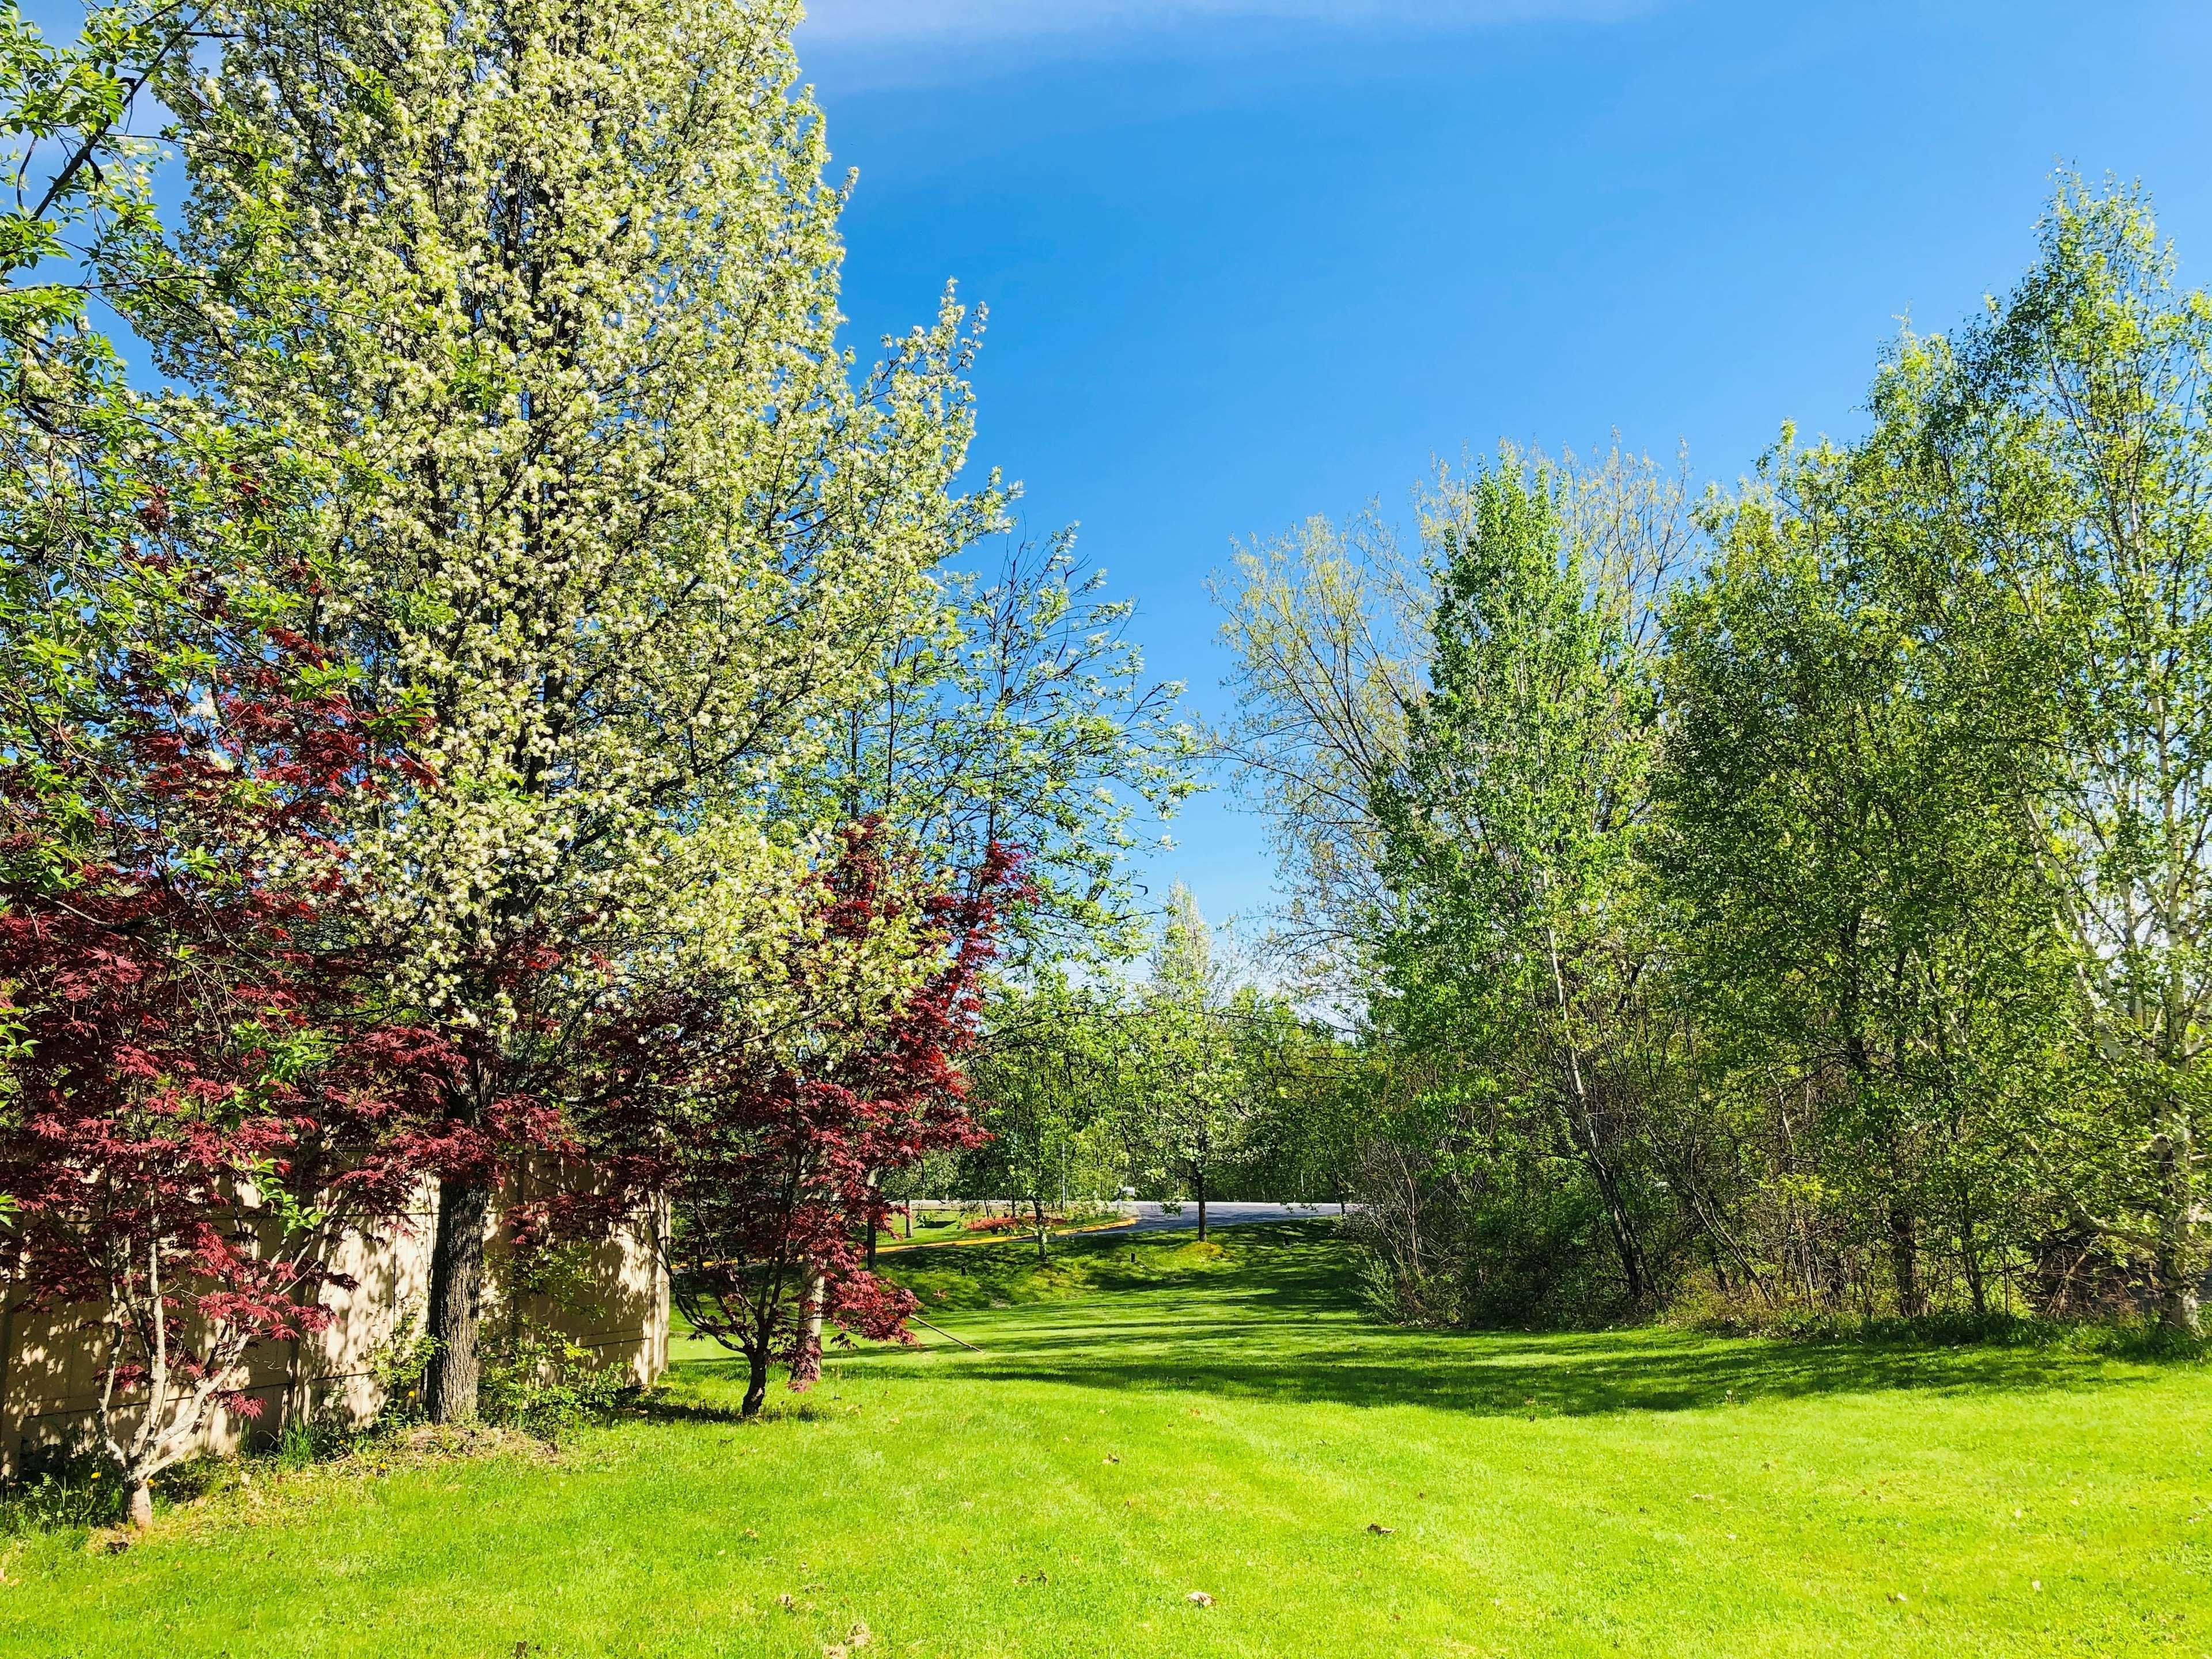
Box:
131, 0, 1000, 1417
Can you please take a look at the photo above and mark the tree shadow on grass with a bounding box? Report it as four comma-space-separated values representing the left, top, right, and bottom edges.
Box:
885, 1219, 1363, 1315
624, 1392, 832, 1427
852, 1221, 2166, 1419
948, 1331, 2153, 1419
626, 1395, 754, 1426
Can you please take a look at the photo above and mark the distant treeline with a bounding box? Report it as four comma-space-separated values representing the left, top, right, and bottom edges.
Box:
1213, 178, 2212, 1335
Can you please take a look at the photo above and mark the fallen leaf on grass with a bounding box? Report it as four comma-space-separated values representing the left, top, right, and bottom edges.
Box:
1187, 1591, 1214, 1607
1103, 1454, 1120, 1464
1366, 1524, 1396, 1535
847, 1623, 874, 1649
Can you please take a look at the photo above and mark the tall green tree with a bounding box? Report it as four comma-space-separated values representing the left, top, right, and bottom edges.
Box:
1661, 446, 2067, 1316
1128, 885, 1245, 1241
1374, 450, 1686, 1312
966, 974, 1131, 1261
1860, 179, 2212, 1331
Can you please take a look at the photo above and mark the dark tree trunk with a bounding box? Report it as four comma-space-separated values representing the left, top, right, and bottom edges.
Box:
424, 1175, 493, 1425
1034, 1192, 1048, 1264
1960, 1207, 1987, 1316
1588, 1151, 1646, 1306
1889, 1203, 1923, 1317
1196, 1164, 1208, 1243
742, 1350, 769, 1418
1563, 1096, 1646, 1308
1705, 1234, 1732, 1296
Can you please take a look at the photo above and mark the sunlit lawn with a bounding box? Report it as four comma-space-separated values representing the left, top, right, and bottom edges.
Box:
4, 1222, 2207, 1657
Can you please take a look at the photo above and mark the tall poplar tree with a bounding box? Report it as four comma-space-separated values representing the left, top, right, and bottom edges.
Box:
1373, 453, 1683, 1312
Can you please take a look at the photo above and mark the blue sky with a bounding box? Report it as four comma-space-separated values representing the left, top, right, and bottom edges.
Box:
797, 0, 2212, 937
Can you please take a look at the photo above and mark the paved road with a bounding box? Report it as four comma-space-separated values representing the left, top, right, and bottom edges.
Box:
1116, 1200, 1345, 1234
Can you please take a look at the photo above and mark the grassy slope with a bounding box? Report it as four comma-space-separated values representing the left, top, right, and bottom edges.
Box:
4, 1222, 2208, 1658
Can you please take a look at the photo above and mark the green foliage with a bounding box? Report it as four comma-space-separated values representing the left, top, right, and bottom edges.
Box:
0, 1457, 120, 1536
363, 1305, 437, 1433
963, 973, 1134, 1233
812, 531, 1201, 965
1228, 180, 2212, 1339
0, 0, 180, 331
958, 891, 1359, 1220
478, 1317, 636, 1442
1361, 448, 1691, 1320
1653, 175, 2212, 1331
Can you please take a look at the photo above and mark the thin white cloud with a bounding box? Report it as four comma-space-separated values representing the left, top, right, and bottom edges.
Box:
799, 0, 1647, 46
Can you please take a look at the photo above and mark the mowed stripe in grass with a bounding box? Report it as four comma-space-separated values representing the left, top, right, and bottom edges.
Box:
2, 1222, 2206, 1657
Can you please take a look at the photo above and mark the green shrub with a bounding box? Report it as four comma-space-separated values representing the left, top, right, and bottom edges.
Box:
480, 1319, 636, 1440
0, 1459, 120, 1536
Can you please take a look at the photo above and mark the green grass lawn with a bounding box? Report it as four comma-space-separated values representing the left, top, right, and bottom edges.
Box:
5, 1221, 2209, 1657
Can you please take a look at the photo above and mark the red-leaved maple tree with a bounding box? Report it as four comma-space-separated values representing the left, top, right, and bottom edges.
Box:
0, 577, 445, 1525
578, 823, 1020, 1416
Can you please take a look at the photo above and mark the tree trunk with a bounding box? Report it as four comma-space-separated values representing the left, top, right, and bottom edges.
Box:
865, 1171, 881, 1271
125, 1476, 152, 1529
741, 1350, 769, 1418
424, 1175, 493, 1425
1960, 1208, 1987, 1316
1585, 1141, 1647, 1307
2154, 1112, 2202, 1335
1196, 1164, 1208, 1243
1561, 1090, 1647, 1308
1034, 1193, 1048, 1264
1889, 1203, 1923, 1317
1543, 923, 1647, 1307
785, 1268, 825, 1392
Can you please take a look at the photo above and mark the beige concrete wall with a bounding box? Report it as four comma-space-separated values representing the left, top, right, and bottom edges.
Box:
0, 1184, 668, 1478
